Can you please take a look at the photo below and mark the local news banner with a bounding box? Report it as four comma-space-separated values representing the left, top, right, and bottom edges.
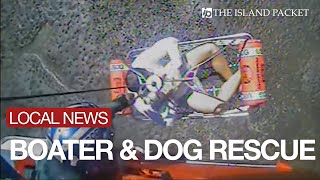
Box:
6, 108, 316, 162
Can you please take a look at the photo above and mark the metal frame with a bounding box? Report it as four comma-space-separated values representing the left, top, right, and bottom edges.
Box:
125, 33, 254, 121
126, 33, 253, 58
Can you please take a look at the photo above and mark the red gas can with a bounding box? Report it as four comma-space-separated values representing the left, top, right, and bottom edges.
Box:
238, 40, 266, 106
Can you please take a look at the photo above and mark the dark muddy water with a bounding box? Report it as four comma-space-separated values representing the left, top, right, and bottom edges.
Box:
1, 0, 319, 173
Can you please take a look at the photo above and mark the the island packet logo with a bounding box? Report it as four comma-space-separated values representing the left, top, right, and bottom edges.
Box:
202, 8, 212, 18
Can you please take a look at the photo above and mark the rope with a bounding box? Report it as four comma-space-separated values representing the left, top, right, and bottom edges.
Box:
0, 86, 130, 101
0, 78, 195, 101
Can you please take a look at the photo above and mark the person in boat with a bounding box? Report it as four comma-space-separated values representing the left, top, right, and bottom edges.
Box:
126, 37, 241, 125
